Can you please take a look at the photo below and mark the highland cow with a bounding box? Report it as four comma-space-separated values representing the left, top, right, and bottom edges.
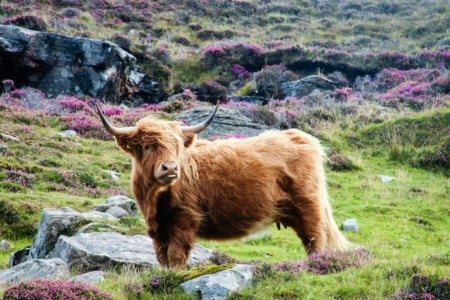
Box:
96, 103, 351, 268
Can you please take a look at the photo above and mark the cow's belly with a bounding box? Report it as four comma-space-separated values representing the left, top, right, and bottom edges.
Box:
196, 214, 272, 240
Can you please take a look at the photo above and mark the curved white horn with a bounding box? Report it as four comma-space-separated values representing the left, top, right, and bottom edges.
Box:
95, 103, 135, 136
181, 102, 219, 133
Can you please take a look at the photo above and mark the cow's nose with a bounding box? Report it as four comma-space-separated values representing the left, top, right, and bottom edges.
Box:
161, 161, 178, 173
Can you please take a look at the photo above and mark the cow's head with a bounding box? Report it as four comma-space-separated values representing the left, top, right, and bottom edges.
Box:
96, 103, 218, 186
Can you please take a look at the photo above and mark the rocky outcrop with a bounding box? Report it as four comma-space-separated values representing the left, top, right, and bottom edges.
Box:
2, 197, 213, 285
0, 197, 255, 295
0, 24, 165, 104
176, 106, 269, 138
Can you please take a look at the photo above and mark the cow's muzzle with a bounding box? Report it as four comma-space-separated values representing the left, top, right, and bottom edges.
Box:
155, 161, 179, 185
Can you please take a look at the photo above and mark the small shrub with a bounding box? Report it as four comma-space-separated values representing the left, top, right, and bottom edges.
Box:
124, 281, 144, 298
2, 79, 15, 93
328, 152, 358, 171
412, 142, 450, 176
231, 64, 251, 79
144, 272, 183, 294
6, 170, 35, 187
162, 100, 183, 113
195, 80, 227, 103
254, 65, 298, 99
209, 251, 237, 265
391, 274, 449, 300
235, 81, 257, 96
252, 262, 277, 283
3, 279, 112, 300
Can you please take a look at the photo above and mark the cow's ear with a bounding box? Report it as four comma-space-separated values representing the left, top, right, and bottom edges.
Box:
116, 137, 139, 156
183, 132, 197, 148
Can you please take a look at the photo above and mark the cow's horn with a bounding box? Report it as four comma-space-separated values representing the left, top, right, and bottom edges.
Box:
95, 103, 135, 136
181, 102, 219, 133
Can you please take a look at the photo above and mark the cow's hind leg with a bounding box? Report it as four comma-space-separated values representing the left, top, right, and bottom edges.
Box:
278, 197, 326, 255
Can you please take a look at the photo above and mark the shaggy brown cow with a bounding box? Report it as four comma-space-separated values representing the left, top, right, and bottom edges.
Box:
96, 103, 351, 268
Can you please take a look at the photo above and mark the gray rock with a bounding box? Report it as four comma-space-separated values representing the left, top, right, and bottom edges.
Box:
0, 240, 12, 251
0, 258, 69, 286
70, 271, 105, 284
342, 218, 359, 232
94, 195, 138, 216
0, 132, 21, 142
51, 232, 213, 271
378, 175, 395, 183
176, 106, 268, 139
76, 223, 121, 234
81, 211, 118, 222
0, 143, 7, 154
281, 75, 340, 99
181, 264, 253, 300
104, 169, 120, 181
9, 247, 30, 267
0, 24, 164, 103
105, 206, 129, 218
57, 130, 77, 138
29, 207, 84, 260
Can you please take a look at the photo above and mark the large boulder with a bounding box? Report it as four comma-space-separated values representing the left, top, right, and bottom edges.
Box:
0, 258, 69, 286
0, 24, 165, 103
51, 232, 213, 271
28, 207, 84, 260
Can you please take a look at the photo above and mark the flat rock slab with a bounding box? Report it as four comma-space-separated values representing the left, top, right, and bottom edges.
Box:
51, 232, 213, 271
0, 258, 69, 286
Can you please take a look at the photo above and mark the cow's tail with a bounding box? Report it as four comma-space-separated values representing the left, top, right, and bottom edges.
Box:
317, 150, 353, 252
321, 194, 353, 252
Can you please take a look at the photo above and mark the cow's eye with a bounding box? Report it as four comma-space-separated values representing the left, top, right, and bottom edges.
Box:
143, 144, 155, 151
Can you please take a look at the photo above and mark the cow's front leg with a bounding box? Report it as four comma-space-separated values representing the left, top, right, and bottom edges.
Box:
151, 238, 169, 267
166, 231, 194, 269
166, 212, 199, 269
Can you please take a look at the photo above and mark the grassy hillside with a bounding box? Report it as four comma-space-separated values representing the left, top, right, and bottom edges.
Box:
0, 0, 449, 299
1, 0, 449, 91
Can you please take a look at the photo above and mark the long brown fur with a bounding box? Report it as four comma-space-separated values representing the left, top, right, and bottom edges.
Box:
110, 115, 351, 268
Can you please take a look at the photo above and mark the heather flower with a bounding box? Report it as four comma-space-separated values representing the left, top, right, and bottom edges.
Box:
275, 249, 370, 275
2, 79, 15, 93
231, 64, 251, 78
10, 89, 27, 98
392, 274, 449, 300
3, 278, 112, 300
140, 103, 162, 111
6, 170, 35, 187
334, 87, 353, 101
100, 106, 123, 116
57, 96, 92, 113
202, 45, 225, 56
60, 113, 110, 140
